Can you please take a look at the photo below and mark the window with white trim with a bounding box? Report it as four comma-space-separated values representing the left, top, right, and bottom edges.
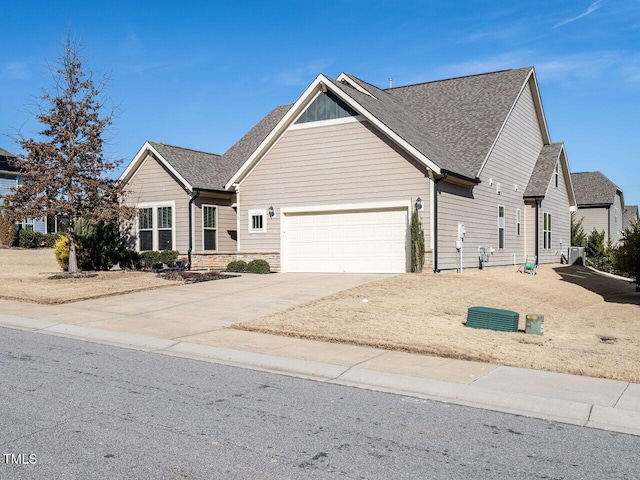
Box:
544, 212, 552, 249
498, 205, 505, 249
554, 163, 559, 188
137, 204, 174, 251
46, 215, 69, 234
248, 209, 266, 233
203, 205, 217, 251
157, 207, 173, 250
295, 91, 358, 124
516, 209, 521, 236
20, 218, 34, 232
138, 208, 153, 251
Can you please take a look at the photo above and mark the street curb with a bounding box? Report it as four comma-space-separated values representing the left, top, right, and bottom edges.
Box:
163, 341, 348, 380
1, 316, 639, 437
587, 405, 640, 436
332, 368, 592, 427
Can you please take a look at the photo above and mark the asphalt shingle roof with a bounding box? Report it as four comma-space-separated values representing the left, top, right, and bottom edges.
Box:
221, 67, 536, 182
571, 171, 620, 206
0, 147, 17, 172
147, 142, 225, 191
524, 143, 564, 197
385, 67, 534, 178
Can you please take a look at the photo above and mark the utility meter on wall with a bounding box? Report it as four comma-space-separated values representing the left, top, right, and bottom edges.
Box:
458, 223, 466, 240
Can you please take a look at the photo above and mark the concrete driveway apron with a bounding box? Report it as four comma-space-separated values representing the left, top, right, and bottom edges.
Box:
0, 273, 387, 340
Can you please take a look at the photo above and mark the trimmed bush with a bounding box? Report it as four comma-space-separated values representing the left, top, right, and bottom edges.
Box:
119, 249, 142, 270
43, 233, 59, 248
18, 230, 45, 248
74, 218, 124, 271
247, 259, 270, 274
138, 250, 179, 270
226, 260, 248, 272
139, 251, 162, 270
159, 250, 179, 267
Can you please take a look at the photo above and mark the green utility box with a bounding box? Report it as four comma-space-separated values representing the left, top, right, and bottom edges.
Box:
525, 314, 544, 335
466, 306, 519, 332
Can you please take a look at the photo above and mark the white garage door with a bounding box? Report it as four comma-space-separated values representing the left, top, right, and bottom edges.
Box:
283, 208, 408, 273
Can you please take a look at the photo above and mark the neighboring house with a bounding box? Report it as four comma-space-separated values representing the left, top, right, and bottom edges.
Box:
0, 147, 19, 205
623, 205, 638, 230
122, 66, 577, 273
571, 171, 625, 245
0, 147, 70, 237
120, 142, 244, 269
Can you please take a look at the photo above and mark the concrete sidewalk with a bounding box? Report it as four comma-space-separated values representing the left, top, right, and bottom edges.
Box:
1, 273, 639, 437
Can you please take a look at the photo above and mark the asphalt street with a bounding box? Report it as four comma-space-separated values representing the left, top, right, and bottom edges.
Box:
1, 327, 639, 479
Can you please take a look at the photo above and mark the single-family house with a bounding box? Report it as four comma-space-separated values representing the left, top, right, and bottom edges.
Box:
0, 147, 69, 237
571, 171, 625, 245
121, 66, 576, 273
623, 205, 638, 230
0, 147, 19, 204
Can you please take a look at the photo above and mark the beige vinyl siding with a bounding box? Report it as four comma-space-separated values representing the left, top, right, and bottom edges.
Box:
193, 195, 237, 252
537, 159, 571, 264
576, 207, 609, 241
438, 80, 544, 270
123, 154, 190, 252
239, 119, 431, 255
524, 201, 537, 258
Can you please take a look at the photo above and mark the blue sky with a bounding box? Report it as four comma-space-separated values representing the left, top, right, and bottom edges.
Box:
1, 0, 638, 207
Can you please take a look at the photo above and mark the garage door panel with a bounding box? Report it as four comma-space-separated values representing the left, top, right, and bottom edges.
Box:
284, 208, 408, 273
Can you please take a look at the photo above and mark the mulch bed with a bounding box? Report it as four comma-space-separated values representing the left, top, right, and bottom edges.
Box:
48, 272, 99, 280
158, 270, 236, 284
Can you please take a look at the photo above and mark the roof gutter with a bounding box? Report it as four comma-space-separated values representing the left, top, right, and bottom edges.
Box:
186, 189, 201, 271
441, 169, 481, 185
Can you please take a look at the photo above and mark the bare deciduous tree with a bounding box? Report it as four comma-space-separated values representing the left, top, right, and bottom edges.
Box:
6, 34, 133, 272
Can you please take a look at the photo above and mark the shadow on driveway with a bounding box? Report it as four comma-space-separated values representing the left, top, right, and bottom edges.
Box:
553, 265, 640, 306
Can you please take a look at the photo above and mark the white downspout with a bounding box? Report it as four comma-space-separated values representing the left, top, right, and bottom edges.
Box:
233, 183, 240, 252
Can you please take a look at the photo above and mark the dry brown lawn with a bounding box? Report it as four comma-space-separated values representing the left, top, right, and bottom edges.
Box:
235, 265, 640, 383
0, 248, 179, 304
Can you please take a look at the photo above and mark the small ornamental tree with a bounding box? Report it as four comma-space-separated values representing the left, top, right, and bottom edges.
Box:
585, 228, 605, 262
410, 205, 425, 273
615, 219, 640, 291
5, 35, 133, 272
571, 211, 587, 247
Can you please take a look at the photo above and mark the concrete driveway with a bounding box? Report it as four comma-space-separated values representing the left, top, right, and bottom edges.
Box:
0, 273, 387, 341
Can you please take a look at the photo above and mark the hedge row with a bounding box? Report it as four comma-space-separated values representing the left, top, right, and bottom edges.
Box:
226, 259, 270, 274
